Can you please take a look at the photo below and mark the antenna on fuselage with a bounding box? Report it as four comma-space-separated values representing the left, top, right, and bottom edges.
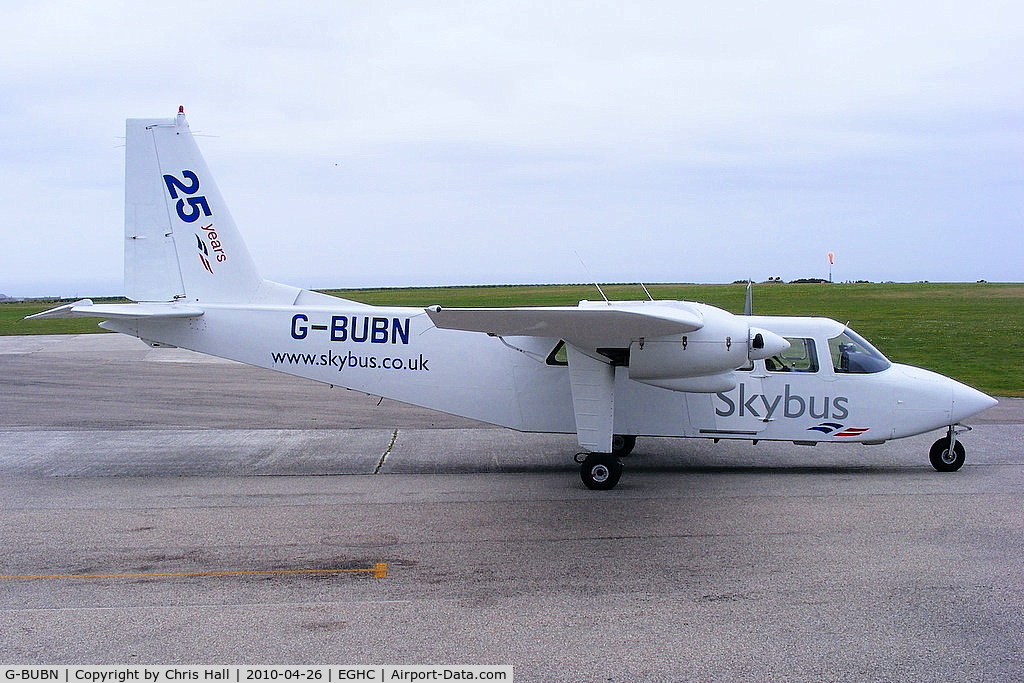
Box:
640, 282, 654, 301
744, 280, 753, 316
575, 251, 609, 304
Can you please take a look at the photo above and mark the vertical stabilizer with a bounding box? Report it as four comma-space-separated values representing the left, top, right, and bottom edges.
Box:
125, 109, 262, 303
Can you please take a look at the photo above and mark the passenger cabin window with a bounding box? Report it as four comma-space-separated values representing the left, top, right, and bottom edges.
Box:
765, 337, 819, 373
829, 329, 891, 374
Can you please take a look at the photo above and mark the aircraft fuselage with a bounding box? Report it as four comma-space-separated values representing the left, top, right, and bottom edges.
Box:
101, 305, 990, 449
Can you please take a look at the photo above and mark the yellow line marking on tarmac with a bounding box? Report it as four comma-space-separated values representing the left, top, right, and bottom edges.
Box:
0, 562, 388, 580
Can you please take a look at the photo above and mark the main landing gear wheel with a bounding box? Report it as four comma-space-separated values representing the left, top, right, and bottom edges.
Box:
929, 435, 966, 472
580, 453, 623, 490
611, 434, 636, 457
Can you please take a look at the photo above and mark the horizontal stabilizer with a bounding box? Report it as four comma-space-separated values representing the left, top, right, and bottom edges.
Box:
427, 302, 703, 346
26, 299, 204, 320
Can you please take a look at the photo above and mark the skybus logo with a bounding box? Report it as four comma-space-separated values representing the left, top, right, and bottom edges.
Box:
715, 383, 850, 421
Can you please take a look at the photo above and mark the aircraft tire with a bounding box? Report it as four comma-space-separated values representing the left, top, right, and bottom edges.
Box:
611, 434, 637, 457
580, 453, 623, 490
929, 437, 966, 472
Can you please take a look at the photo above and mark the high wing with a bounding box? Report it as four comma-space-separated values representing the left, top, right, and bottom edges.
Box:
427, 301, 704, 347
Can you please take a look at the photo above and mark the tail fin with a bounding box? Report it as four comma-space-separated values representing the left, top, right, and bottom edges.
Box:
29, 109, 344, 327
125, 108, 262, 303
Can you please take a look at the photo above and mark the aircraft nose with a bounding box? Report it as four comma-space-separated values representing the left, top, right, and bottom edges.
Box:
950, 381, 998, 424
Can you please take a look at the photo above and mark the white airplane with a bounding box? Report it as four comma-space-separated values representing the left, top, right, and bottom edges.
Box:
31, 109, 998, 489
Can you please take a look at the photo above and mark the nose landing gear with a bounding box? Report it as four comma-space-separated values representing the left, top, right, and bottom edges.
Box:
929, 425, 970, 472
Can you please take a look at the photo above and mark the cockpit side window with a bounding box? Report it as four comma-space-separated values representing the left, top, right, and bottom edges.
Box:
765, 337, 819, 373
829, 329, 891, 374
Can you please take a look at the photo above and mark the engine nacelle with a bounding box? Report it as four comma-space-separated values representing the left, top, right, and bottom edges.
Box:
626, 305, 789, 392
628, 304, 749, 382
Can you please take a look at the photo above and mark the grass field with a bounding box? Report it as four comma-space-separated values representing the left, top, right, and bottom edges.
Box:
6, 282, 1023, 396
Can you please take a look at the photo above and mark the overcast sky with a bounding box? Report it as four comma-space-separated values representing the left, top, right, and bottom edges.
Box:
2, 1, 1022, 297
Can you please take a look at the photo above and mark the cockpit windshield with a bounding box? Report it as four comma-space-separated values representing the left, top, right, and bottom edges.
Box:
829, 328, 891, 374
